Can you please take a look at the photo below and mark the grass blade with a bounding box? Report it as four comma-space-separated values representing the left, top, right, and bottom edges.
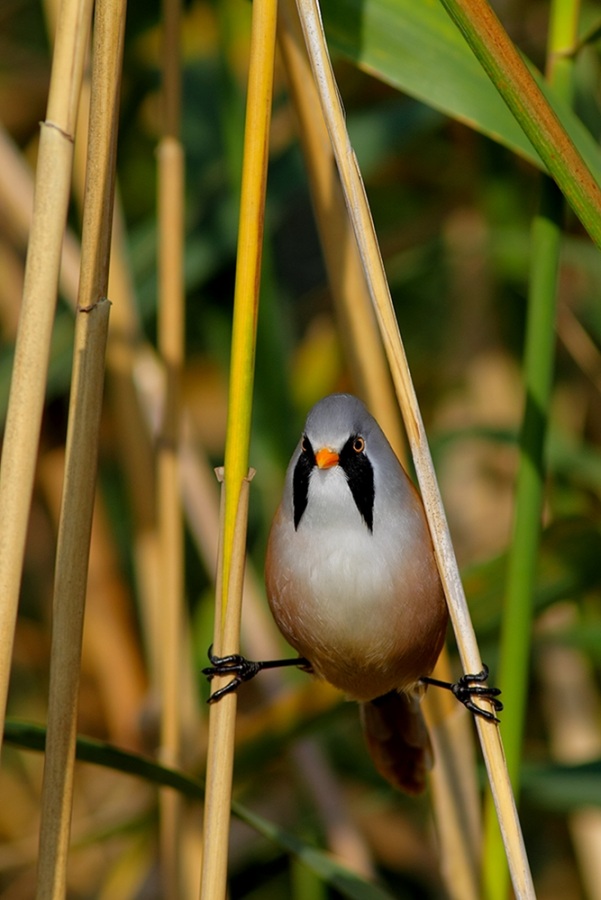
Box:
438, 0, 601, 249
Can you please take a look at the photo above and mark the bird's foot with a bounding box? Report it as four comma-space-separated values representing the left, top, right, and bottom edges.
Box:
421, 665, 503, 723
202, 646, 311, 703
202, 647, 264, 703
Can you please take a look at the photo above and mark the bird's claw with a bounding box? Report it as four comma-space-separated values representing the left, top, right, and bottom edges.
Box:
202, 646, 263, 703
451, 666, 503, 723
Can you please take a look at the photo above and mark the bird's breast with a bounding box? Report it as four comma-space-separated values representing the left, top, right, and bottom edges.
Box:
265, 504, 447, 701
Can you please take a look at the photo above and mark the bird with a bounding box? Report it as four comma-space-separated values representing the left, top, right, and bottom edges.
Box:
204, 393, 502, 793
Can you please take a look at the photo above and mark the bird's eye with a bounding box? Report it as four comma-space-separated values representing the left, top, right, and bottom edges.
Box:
353, 436, 365, 454
301, 436, 308, 453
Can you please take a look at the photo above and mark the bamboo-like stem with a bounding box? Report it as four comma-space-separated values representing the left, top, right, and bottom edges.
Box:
0, 82, 167, 711
157, 0, 186, 891
44, 0, 166, 708
0, 0, 93, 752
293, 1, 534, 897
423, 658, 481, 900
200, 471, 254, 900
217, 3, 277, 627
483, 1, 579, 897
105, 213, 165, 687
278, 4, 480, 895
35, 302, 111, 900
199, 0, 277, 896
438, 0, 601, 251
35, 0, 127, 893
277, 0, 403, 459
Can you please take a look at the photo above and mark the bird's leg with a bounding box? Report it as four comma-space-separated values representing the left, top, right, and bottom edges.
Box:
202, 645, 312, 703
420, 665, 503, 723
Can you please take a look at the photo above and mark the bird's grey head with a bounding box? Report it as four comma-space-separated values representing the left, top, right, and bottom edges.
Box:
290, 394, 396, 533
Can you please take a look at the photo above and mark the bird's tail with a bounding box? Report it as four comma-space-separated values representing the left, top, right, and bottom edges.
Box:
360, 690, 432, 794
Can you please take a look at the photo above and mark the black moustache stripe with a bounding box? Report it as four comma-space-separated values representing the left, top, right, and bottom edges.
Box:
292, 436, 315, 529
292, 434, 374, 532
340, 436, 374, 532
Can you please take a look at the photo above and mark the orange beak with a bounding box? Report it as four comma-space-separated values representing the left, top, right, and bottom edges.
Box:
315, 447, 339, 469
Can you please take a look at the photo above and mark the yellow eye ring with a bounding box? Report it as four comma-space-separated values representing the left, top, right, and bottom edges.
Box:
353, 436, 365, 454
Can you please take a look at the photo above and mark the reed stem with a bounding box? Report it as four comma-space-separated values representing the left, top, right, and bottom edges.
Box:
157, 0, 186, 892
483, 0, 580, 896
35, 0, 127, 891
199, 0, 277, 895
0, 0, 93, 753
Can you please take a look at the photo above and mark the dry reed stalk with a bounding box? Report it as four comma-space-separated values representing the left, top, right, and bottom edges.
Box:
0, 0, 94, 749
45, 0, 167, 705
200, 0, 278, 894
35, 0, 127, 893
293, 0, 535, 896
277, 0, 404, 460
200, 470, 253, 900
279, 2, 481, 894
42, 0, 90, 203
37, 449, 147, 750
423, 657, 481, 900
0, 123, 82, 307
0, 50, 192, 769
0, 112, 180, 715
0, 108, 169, 725
43, 0, 170, 709
157, 0, 186, 891
35, 302, 111, 900
105, 212, 166, 690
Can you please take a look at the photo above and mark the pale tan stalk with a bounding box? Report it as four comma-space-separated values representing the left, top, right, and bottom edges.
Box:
0, 123, 82, 309
277, 0, 404, 458
200, 470, 254, 900
293, 0, 534, 896
106, 212, 166, 689
44, 0, 165, 697
0, 108, 167, 704
0, 0, 94, 749
38, 449, 147, 750
35, 301, 111, 900
35, 0, 127, 894
157, 0, 186, 891
423, 656, 481, 900
279, 2, 480, 894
